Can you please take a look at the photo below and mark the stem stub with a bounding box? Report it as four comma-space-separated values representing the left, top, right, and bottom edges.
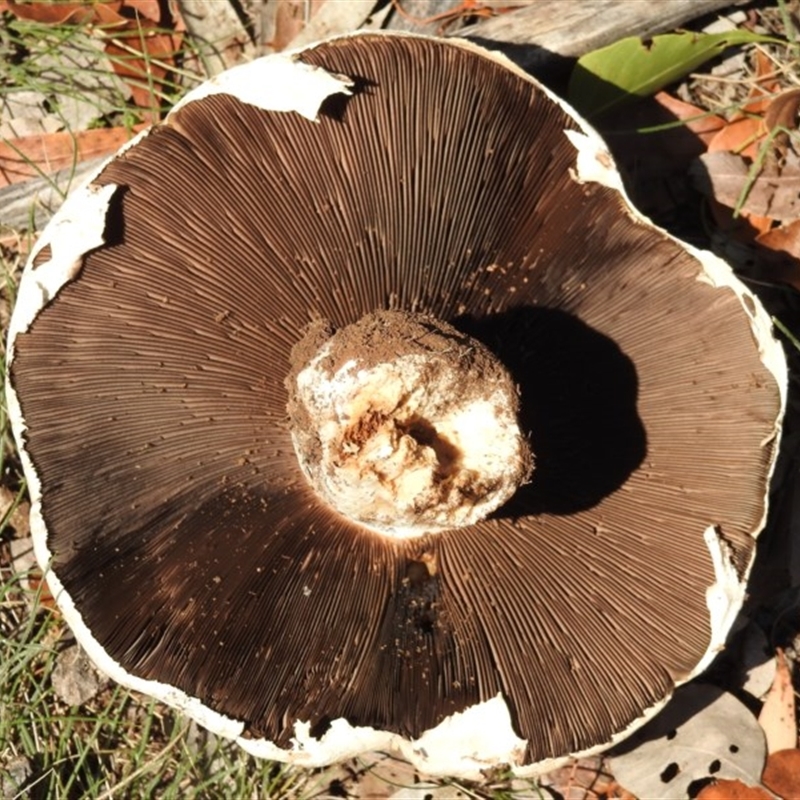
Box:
287, 311, 532, 538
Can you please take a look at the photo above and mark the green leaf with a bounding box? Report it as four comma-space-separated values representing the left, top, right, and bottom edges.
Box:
568, 30, 783, 119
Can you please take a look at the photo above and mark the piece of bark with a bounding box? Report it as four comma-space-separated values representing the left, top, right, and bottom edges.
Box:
0, 157, 105, 232
459, 0, 745, 75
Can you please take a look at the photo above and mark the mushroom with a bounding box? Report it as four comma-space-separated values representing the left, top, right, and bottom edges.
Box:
6, 33, 786, 777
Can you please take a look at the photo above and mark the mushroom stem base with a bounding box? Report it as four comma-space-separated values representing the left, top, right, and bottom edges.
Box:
287, 311, 532, 538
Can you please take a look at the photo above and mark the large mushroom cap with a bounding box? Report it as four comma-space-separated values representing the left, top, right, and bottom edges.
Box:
6, 33, 786, 777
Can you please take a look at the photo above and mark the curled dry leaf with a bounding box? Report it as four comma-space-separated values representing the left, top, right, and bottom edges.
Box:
263, 0, 327, 52
758, 649, 798, 754
762, 748, 800, 799
3, 0, 126, 26
101, 0, 186, 118
706, 115, 765, 158
125, 0, 162, 23
696, 779, 774, 800
764, 88, 800, 138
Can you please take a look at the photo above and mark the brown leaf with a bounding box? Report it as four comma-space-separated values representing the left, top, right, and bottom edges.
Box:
734, 48, 783, 120
757, 219, 800, 260
765, 88, 800, 133
707, 116, 765, 158
759, 649, 798, 753
5, 0, 125, 26
744, 220, 800, 291
0, 126, 145, 187
652, 91, 727, 145
122, 0, 163, 23
696, 780, 773, 800
762, 748, 800, 800
6, 0, 185, 120
265, 0, 327, 52
102, 5, 185, 120
693, 151, 800, 222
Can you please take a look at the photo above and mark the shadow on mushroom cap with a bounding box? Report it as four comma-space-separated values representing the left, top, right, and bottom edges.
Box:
457, 305, 646, 517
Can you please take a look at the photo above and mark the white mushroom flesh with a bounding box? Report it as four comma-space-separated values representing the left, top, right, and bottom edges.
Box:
288, 312, 531, 538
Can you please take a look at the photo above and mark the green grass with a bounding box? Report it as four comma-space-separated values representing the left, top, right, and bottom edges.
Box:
0, 574, 313, 799
1, 14, 209, 127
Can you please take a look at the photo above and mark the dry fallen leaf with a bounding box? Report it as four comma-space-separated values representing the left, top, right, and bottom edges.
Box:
692, 151, 800, 220
706, 115, 765, 158
762, 748, 800, 799
0, 126, 145, 187
696, 779, 774, 800
756, 219, 800, 262
125, 0, 162, 23
687, 46, 800, 243
652, 91, 727, 146
609, 684, 766, 800
263, 0, 327, 52
764, 88, 800, 137
758, 649, 798, 754
283, 0, 379, 50
3, 0, 126, 26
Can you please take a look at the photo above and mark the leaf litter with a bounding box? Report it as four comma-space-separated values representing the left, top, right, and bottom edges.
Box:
758, 648, 797, 754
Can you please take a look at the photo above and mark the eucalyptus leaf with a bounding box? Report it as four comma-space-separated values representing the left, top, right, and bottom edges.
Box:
609, 683, 766, 800
568, 30, 781, 118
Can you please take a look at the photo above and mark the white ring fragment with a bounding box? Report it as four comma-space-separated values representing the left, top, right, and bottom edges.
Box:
701, 525, 748, 669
